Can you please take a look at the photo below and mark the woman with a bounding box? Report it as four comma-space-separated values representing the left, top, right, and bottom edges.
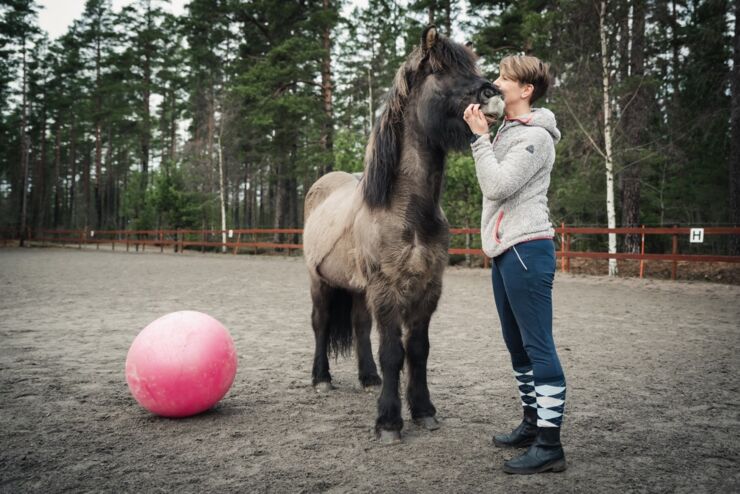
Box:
463, 55, 566, 475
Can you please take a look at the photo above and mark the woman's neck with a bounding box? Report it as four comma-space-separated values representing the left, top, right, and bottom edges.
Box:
505, 101, 532, 119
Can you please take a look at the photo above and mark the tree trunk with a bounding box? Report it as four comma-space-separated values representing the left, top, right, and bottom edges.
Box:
621, 0, 646, 253
34, 102, 47, 229
142, 32, 151, 185
95, 35, 103, 229
232, 180, 240, 229
170, 89, 177, 162
207, 84, 215, 198
600, 0, 618, 276
367, 67, 373, 133
83, 145, 91, 229
273, 158, 286, 243
104, 126, 113, 227
320, 0, 334, 175
217, 132, 227, 253
730, 0, 740, 254
243, 161, 250, 228
69, 120, 77, 227
18, 34, 29, 246
53, 121, 62, 227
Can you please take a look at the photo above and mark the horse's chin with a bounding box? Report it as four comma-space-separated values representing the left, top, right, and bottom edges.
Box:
484, 113, 498, 127
481, 96, 505, 122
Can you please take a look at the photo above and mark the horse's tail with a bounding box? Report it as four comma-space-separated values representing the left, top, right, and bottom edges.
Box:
327, 288, 354, 357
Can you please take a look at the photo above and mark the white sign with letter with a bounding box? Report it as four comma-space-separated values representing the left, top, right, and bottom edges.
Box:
689, 228, 704, 243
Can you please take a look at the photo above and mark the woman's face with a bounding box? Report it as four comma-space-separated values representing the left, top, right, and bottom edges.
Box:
493, 74, 533, 108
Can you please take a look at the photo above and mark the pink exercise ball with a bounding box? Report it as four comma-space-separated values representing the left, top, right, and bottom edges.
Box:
125, 311, 237, 418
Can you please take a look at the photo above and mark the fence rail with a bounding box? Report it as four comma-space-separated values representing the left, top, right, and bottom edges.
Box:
3, 226, 739, 280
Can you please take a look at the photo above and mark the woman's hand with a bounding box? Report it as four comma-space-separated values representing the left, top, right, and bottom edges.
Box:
463, 103, 490, 135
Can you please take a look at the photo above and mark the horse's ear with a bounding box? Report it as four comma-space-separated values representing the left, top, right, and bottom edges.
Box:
421, 25, 437, 54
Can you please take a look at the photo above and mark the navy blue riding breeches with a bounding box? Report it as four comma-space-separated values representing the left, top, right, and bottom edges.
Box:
491, 239, 564, 383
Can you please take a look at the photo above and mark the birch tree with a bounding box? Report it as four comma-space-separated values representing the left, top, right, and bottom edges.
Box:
729, 0, 739, 254
600, 0, 618, 276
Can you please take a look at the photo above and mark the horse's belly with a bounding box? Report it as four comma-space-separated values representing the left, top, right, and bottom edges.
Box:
303, 178, 366, 291
316, 238, 365, 291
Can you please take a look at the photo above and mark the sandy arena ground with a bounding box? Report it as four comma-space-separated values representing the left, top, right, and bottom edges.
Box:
1, 247, 738, 493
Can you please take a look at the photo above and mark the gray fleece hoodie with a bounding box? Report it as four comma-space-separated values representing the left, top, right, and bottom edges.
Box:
470, 107, 561, 258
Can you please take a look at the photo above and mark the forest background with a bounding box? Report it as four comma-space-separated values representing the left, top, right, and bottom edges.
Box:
1, 0, 738, 258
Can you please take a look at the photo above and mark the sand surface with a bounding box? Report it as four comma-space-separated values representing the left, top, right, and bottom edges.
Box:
1, 247, 738, 493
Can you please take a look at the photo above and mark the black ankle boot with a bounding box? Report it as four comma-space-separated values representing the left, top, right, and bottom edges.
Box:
503, 426, 566, 474
492, 407, 538, 448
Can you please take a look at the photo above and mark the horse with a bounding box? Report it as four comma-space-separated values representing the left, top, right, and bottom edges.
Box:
302, 25, 504, 443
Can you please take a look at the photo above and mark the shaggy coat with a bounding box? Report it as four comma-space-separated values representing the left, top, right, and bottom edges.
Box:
303, 25, 503, 441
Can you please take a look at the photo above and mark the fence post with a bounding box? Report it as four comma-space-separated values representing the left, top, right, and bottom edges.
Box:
160, 230, 164, 253
126, 231, 130, 252
233, 232, 240, 255
565, 228, 571, 273
201, 229, 205, 254
79, 229, 84, 249
639, 225, 645, 279
671, 226, 678, 281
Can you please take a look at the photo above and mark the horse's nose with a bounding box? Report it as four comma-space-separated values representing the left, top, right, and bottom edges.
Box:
479, 83, 501, 102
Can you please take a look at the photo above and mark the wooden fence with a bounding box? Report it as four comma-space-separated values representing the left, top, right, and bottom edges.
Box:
4, 226, 739, 281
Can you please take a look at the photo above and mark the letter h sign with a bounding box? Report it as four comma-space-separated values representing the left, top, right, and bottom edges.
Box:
690, 228, 704, 243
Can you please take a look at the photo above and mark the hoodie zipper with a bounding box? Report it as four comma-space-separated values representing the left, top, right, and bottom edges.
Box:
494, 211, 504, 244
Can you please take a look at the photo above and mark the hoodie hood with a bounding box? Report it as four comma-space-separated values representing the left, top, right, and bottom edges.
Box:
504, 107, 561, 144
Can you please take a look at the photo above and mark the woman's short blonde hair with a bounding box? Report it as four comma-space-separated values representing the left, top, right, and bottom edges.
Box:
499, 55, 552, 105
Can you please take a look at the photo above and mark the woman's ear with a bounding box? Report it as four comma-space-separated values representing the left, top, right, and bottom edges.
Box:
520, 83, 534, 101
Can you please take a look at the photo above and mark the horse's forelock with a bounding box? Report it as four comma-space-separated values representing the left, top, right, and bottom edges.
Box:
426, 37, 479, 75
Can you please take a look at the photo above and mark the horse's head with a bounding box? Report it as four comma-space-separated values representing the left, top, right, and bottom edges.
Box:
363, 26, 503, 208
405, 26, 503, 150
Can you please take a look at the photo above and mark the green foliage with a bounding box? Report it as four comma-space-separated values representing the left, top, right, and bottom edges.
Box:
333, 128, 366, 173
444, 152, 481, 228
120, 171, 154, 230
151, 165, 202, 229
0, 0, 736, 251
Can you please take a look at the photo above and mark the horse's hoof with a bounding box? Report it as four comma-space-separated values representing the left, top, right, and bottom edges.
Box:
363, 384, 381, 394
377, 429, 402, 445
314, 382, 334, 393
360, 375, 382, 388
413, 416, 440, 431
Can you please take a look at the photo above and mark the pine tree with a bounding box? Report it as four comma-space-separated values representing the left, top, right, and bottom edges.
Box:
78, 0, 116, 228
1, 0, 40, 243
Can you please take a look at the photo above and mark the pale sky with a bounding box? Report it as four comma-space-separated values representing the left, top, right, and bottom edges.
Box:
37, 0, 187, 40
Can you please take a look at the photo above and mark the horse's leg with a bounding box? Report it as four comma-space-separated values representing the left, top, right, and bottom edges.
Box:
310, 278, 333, 391
369, 286, 405, 443
405, 284, 441, 431
351, 292, 381, 391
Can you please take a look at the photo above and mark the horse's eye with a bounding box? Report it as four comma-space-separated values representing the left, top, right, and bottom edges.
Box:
483, 88, 496, 99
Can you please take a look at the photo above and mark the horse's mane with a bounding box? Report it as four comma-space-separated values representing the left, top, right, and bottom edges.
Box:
362, 29, 479, 209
